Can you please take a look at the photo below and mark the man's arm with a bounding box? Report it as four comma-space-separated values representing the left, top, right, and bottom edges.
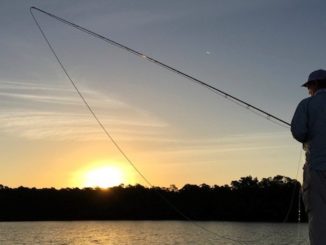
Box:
291, 98, 310, 143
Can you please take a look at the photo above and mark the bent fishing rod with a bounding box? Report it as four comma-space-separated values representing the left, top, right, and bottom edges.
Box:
30, 7, 298, 244
30, 6, 290, 128
30, 7, 259, 244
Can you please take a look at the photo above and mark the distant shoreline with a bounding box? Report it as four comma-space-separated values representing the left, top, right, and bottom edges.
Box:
0, 175, 305, 223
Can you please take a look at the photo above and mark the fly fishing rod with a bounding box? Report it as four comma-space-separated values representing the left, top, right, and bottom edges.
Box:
30, 6, 296, 244
30, 6, 290, 128
30, 7, 253, 244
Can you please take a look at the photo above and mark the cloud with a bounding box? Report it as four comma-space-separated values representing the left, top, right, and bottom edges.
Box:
0, 80, 168, 141
0, 80, 292, 155
0, 110, 168, 141
141, 131, 293, 155
0, 80, 78, 105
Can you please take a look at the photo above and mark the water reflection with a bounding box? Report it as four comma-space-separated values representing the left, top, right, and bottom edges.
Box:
0, 221, 308, 245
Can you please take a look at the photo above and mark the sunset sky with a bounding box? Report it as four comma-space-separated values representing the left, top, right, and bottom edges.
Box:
1, 1, 325, 188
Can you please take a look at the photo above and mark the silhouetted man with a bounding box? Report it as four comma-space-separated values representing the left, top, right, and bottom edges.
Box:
291, 69, 326, 245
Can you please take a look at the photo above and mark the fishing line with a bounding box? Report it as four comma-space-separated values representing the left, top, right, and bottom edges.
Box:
30, 6, 299, 244
283, 149, 303, 223
30, 7, 251, 245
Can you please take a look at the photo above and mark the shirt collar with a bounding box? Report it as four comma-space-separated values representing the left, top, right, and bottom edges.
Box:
315, 89, 326, 95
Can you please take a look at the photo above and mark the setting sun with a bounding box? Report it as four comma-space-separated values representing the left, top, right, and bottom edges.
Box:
84, 166, 124, 188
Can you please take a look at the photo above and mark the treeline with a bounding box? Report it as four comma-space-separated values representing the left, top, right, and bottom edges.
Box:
0, 175, 306, 222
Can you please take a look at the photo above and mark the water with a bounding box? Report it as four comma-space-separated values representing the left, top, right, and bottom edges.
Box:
0, 221, 308, 245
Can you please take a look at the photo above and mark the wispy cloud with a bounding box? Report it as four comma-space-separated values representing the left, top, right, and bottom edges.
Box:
0, 110, 168, 141
0, 80, 79, 105
0, 80, 292, 157
0, 92, 80, 105
0, 80, 168, 141
139, 131, 293, 155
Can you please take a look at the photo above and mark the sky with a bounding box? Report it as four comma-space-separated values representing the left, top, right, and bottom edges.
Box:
1, 0, 325, 188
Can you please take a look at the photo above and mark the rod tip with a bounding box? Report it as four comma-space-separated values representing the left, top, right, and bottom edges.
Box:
30, 6, 40, 12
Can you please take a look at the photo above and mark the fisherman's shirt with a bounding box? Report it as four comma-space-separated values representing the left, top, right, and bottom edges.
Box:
291, 89, 326, 170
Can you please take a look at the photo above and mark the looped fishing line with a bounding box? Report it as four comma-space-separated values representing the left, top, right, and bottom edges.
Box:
30, 6, 301, 244
30, 7, 250, 245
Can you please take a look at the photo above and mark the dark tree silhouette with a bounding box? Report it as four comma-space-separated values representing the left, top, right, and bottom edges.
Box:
0, 175, 305, 222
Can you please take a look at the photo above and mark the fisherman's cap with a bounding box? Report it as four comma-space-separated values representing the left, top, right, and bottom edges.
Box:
302, 69, 326, 87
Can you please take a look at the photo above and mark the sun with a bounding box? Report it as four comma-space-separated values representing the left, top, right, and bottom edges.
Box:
84, 166, 124, 188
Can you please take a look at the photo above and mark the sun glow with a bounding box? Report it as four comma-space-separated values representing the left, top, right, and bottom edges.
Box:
84, 166, 124, 188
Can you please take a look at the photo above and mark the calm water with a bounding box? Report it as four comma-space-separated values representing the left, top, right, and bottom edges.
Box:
0, 221, 308, 245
